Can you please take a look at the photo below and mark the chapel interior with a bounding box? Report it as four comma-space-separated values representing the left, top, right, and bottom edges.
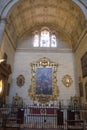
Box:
0, 0, 87, 130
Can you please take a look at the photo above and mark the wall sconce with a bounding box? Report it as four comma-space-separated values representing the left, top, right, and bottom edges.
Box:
0, 58, 5, 63
62, 74, 73, 87
0, 80, 3, 96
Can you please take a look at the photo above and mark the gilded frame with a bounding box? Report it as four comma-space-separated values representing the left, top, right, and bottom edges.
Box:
29, 57, 59, 103
81, 52, 87, 78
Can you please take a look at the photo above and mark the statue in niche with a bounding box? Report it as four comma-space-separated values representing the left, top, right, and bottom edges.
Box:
71, 96, 79, 107
12, 93, 23, 107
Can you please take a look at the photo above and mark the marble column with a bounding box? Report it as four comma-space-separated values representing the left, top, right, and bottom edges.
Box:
0, 18, 6, 58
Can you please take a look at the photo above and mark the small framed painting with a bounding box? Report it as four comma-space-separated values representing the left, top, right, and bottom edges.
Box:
81, 52, 87, 78
79, 82, 83, 97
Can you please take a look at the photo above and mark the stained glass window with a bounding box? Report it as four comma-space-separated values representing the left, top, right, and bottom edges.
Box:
40, 30, 50, 47
51, 33, 57, 47
33, 33, 39, 47
33, 29, 57, 47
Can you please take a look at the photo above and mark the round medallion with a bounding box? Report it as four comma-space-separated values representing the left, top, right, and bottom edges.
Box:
16, 75, 25, 87
62, 74, 73, 87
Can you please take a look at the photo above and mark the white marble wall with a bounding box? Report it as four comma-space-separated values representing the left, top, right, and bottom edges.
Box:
9, 51, 76, 106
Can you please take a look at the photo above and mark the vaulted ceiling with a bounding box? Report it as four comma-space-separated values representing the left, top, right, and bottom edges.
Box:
5, 0, 86, 48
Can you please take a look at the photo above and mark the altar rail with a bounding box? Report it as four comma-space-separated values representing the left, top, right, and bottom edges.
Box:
0, 105, 87, 130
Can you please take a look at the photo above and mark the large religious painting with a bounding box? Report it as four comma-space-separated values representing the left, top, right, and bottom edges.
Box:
81, 52, 87, 78
29, 57, 59, 103
36, 68, 52, 95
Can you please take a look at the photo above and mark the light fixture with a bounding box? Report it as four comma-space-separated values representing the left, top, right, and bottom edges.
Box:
0, 58, 5, 63
0, 80, 3, 95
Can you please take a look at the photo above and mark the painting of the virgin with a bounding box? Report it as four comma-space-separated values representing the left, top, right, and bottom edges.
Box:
36, 68, 52, 95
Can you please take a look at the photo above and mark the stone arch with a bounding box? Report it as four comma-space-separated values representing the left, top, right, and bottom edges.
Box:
0, 0, 87, 20
1, 0, 19, 19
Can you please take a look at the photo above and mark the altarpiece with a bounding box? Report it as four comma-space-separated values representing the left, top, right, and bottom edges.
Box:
29, 57, 59, 103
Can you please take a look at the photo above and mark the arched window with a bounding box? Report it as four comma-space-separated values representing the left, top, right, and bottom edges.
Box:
33, 28, 57, 48
51, 33, 57, 47
33, 32, 39, 47
40, 30, 50, 47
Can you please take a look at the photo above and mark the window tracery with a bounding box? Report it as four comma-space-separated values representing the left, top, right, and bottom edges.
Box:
33, 28, 57, 48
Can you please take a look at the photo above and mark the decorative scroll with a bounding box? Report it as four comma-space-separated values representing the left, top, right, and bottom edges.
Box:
29, 57, 59, 103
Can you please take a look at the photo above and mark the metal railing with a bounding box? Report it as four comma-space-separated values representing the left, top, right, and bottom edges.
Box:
0, 105, 87, 130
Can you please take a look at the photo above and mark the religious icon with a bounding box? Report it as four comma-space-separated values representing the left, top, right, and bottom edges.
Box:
16, 75, 25, 87
36, 68, 52, 95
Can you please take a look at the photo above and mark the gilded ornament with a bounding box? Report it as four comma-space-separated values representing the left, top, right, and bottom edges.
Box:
29, 57, 59, 103
62, 74, 73, 87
